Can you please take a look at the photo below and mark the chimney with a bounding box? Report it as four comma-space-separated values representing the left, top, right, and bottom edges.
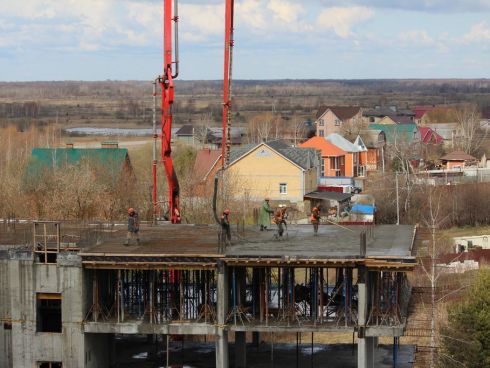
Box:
101, 141, 119, 149
65, 143, 74, 149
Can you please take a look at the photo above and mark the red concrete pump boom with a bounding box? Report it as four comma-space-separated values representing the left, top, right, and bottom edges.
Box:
222, 0, 235, 168
154, 0, 235, 223
154, 0, 180, 223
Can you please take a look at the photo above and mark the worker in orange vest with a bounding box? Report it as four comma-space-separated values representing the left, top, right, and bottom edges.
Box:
273, 205, 288, 238
310, 206, 321, 236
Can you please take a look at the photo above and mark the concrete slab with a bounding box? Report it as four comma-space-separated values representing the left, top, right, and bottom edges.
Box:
226, 225, 415, 259
80, 224, 415, 261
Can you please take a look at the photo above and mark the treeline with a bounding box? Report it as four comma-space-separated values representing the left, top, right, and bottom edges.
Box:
368, 173, 490, 227
1, 79, 490, 104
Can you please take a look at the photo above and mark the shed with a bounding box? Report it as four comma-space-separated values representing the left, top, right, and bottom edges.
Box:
304, 191, 352, 221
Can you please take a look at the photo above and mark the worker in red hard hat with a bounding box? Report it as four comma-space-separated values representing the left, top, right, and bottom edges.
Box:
310, 206, 321, 236
220, 209, 231, 245
124, 208, 140, 246
273, 204, 288, 238
258, 198, 274, 231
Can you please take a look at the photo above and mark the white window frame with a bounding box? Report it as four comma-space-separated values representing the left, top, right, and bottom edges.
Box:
319, 130, 324, 137
319, 119, 324, 126
335, 119, 341, 126
279, 183, 287, 195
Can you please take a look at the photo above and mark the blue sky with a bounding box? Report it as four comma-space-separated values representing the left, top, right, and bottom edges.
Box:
0, 0, 490, 81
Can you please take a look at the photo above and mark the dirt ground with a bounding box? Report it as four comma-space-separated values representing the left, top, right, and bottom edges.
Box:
114, 335, 414, 368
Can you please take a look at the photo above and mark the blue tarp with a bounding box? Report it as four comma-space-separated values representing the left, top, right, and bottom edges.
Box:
351, 204, 375, 215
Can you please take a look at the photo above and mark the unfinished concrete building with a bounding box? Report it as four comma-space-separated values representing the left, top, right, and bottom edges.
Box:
0, 220, 416, 367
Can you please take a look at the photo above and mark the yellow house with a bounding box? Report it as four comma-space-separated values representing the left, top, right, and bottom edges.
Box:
227, 141, 319, 203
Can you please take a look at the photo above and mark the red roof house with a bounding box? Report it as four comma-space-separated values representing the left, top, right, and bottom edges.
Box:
418, 127, 444, 145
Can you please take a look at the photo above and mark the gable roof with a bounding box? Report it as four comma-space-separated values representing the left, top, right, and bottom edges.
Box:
316, 106, 361, 121
358, 129, 386, 148
383, 115, 414, 124
175, 124, 195, 136
368, 124, 419, 143
304, 191, 352, 202
229, 140, 318, 170
418, 127, 444, 145
413, 105, 437, 120
28, 147, 130, 175
441, 151, 477, 162
363, 107, 415, 118
299, 136, 347, 157
193, 149, 221, 180
326, 133, 367, 153
353, 136, 368, 151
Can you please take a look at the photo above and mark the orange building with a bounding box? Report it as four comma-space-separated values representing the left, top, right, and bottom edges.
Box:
441, 151, 477, 170
299, 136, 348, 177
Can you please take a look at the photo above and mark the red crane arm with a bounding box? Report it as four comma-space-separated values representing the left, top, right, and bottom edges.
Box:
222, 0, 235, 168
159, 0, 180, 223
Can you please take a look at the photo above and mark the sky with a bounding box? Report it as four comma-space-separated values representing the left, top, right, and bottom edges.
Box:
1, 0, 490, 81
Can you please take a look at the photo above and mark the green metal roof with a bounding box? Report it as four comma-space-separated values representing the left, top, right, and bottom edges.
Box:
368, 124, 420, 144
27, 147, 130, 176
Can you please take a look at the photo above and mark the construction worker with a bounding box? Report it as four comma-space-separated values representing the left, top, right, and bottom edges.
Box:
221, 209, 231, 244
124, 208, 140, 245
258, 198, 274, 231
273, 205, 288, 238
310, 206, 321, 236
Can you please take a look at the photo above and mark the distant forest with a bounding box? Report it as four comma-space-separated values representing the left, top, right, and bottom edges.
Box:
0, 79, 489, 128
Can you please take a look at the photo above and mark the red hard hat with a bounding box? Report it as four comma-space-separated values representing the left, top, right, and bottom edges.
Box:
128, 207, 135, 214
223, 209, 230, 215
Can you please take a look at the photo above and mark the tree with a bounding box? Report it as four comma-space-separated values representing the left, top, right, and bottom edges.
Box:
440, 268, 490, 368
455, 104, 485, 155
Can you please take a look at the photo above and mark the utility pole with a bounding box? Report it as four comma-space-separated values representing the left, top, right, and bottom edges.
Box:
395, 172, 400, 225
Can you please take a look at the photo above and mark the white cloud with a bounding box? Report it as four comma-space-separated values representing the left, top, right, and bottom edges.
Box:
463, 22, 490, 43
267, 0, 305, 24
315, 6, 374, 38
236, 0, 268, 31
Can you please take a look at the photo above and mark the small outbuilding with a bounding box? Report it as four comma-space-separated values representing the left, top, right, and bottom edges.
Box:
440, 151, 477, 169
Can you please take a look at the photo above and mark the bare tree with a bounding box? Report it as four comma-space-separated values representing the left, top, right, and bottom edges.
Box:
455, 104, 485, 155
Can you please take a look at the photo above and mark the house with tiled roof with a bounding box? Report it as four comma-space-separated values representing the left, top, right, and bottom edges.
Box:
27, 143, 133, 178
441, 151, 477, 169
418, 127, 444, 145
363, 106, 415, 123
299, 136, 347, 177
358, 130, 386, 172
191, 149, 222, 197
326, 133, 368, 177
368, 123, 420, 145
378, 115, 415, 125
315, 106, 363, 137
226, 140, 320, 203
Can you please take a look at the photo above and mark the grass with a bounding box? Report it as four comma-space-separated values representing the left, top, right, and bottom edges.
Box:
441, 225, 490, 238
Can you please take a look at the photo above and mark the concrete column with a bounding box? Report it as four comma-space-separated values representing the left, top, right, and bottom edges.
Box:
359, 336, 376, 368
357, 266, 369, 368
216, 261, 229, 368
235, 331, 246, 368
366, 336, 376, 367
252, 332, 260, 347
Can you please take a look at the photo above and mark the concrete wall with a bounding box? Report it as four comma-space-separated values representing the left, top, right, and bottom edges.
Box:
1, 251, 88, 368
0, 256, 12, 368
